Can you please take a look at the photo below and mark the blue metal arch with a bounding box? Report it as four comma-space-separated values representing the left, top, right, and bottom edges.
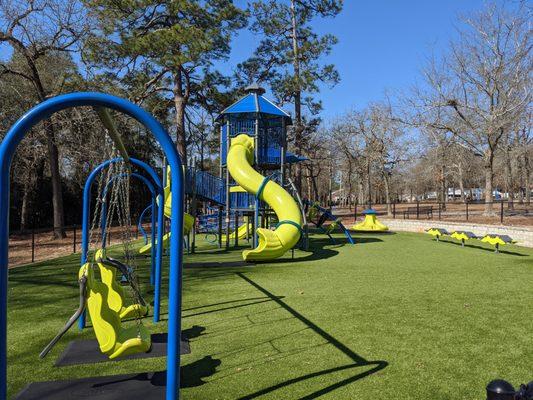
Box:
138, 204, 154, 245
0, 92, 185, 400
80, 158, 166, 328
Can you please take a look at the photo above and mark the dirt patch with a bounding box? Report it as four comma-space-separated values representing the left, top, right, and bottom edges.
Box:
8, 224, 152, 268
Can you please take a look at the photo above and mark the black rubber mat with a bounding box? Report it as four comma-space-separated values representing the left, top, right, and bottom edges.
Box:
14, 371, 167, 400
55, 333, 190, 366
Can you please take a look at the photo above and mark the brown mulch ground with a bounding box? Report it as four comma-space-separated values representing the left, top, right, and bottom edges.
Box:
8, 224, 151, 269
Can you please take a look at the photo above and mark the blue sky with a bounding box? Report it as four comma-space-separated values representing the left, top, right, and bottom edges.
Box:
221, 0, 490, 121
1, 0, 491, 121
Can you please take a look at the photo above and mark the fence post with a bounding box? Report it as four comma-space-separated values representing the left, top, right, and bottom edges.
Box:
500, 201, 504, 223
438, 202, 441, 220
31, 227, 35, 263
393, 203, 396, 219
73, 225, 77, 253
354, 204, 357, 222
416, 200, 420, 219
466, 201, 469, 221
234, 211, 239, 247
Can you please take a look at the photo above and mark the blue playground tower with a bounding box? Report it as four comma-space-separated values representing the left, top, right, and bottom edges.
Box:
186, 84, 306, 250
215, 84, 305, 248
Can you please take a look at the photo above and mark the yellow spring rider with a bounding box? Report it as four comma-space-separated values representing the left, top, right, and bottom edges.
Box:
352, 209, 389, 232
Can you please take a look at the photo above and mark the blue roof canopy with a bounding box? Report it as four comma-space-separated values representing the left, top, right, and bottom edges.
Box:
217, 84, 292, 123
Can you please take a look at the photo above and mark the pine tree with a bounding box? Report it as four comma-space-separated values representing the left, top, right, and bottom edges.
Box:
84, 0, 247, 162
238, 0, 342, 194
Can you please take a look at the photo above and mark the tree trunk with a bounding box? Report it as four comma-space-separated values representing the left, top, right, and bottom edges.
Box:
382, 171, 392, 215
20, 178, 32, 232
365, 159, 371, 206
173, 71, 187, 162
311, 174, 319, 200
347, 162, 353, 211
523, 152, 530, 205
43, 119, 66, 238
483, 149, 495, 215
504, 146, 514, 209
290, 0, 303, 196
458, 163, 465, 202
440, 164, 447, 208
357, 179, 363, 205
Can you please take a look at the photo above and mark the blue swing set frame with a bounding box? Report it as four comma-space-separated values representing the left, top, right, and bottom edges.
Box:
0, 92, 185, 400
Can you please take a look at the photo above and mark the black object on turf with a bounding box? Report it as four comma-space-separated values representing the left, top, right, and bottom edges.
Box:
54, 333, 190, 367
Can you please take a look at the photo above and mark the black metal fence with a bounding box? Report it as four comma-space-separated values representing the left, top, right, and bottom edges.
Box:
9, 223, 145, 267
347, 200, 532, 225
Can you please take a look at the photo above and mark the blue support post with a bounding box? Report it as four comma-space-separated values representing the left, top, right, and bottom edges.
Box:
137, 204, 153, 245
153, 189, 165, 322
254, 197, 259, 248
149, 200, 156, 285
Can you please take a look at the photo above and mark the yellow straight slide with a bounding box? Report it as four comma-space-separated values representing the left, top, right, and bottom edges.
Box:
222, 221, 252, 242
227, 134, 302, 261
139, 213, 194, 254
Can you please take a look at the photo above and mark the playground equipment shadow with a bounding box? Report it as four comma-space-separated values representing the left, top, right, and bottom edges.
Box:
435, 239, 529, 256
6, 231, 533, 399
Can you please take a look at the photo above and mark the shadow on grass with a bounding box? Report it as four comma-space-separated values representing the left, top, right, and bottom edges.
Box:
88, 355, 222, 389
438, 240, 528, 256
184, 261, 251, 269
159, 295, 285, 320
351, 231, 397, 235
235, 272, 388, 399
182, 325, 206, 340
265, 236, 383, 265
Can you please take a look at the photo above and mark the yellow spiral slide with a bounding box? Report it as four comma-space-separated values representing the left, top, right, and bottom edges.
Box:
227, 134, 302, 261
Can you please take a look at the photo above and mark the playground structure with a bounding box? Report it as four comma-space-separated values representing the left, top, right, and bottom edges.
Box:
426, 228, 517, 252
352, 208, 389, 232
147, 84, 309, 260
79, 157, 166, 327
0, 93, 186, 400
0, 90, 529, 400
0, 86, 313, 399
304, 200, 355, 244
227, 134, 302, 261
216, 84, 308, 260
132, 84, 307, 261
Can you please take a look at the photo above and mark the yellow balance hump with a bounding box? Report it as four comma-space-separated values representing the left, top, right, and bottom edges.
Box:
227, 134, 302, 261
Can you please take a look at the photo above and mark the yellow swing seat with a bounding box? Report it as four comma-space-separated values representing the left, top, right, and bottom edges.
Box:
80, 264, 151, 359
95, 250, 149, 319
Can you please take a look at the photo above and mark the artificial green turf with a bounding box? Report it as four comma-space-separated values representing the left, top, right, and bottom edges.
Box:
6, 231, 533, 399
